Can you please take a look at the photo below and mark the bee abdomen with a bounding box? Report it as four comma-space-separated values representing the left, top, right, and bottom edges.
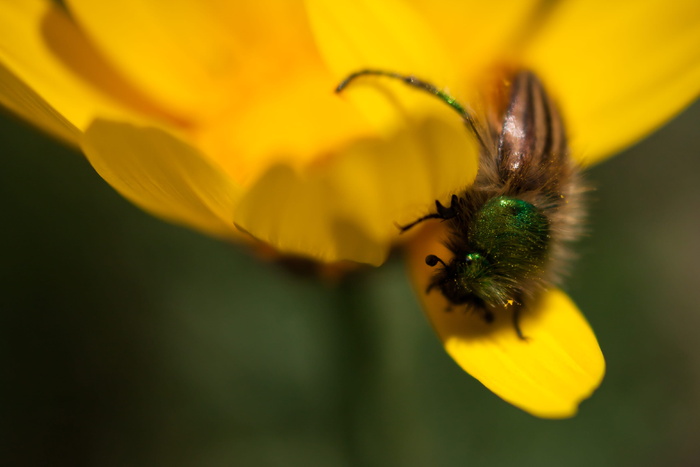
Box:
497, 71, 569, 194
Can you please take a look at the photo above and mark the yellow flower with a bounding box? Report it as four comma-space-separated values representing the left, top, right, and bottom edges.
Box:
1, 0, 698, 418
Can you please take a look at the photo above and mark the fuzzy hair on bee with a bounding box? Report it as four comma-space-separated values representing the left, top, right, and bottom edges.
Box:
336, 69, 585, 338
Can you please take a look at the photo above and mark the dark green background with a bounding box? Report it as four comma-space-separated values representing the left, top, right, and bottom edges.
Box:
2, 102, 699, 466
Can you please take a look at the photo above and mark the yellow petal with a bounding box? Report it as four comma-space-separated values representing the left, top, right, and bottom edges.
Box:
406, 223, 605, 418
0, 0, 143, 142
81, 120, 242, 239
305, 0, 456, 131
306, 0, 451, 79
306, 0, 543, 129
387, 0, 544, 94
235, 116, 478, 265
521, 0, 700, 165
65, 0, 321, 123
195, 66, 374, 187
0, 64, 79, 145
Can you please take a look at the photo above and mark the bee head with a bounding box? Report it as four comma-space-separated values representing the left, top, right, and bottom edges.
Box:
457, 252, 492, 293
425, 252, 499, 305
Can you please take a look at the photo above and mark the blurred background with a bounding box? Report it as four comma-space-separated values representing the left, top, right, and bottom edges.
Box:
1, 100, 699, 466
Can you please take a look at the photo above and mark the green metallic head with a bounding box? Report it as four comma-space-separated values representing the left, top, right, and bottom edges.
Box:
428, 196, 550, 308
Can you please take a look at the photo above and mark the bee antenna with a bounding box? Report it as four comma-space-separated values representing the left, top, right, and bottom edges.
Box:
425, 254, 447, 268
335, 69, 486, 148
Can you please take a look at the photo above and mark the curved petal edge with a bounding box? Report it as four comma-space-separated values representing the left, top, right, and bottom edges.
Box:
81, 120, 242, 239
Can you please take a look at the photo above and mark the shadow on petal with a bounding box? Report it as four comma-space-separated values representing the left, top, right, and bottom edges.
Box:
41, 5, 186, 126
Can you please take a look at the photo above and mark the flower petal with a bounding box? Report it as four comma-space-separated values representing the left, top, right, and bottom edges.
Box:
194, 66, 375, 187
306, 0, 451, 79
0, 64, 79, 145
306, 0, 543, 128
0, 0, 143, 141
81, 120, 242, 239
65, 0, 321, 123
521, 0, 700, 165
406, 223, 605, 418
377, 0, 545, 93
305, 0, 456, 131
235, 117, 478, 265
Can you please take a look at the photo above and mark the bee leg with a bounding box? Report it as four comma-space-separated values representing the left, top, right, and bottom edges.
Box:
396, 194, 460, 232
512, 303, 529, 341
435, 194, 460, 218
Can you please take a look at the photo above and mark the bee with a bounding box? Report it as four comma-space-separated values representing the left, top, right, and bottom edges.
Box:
336, 69, 584, 339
